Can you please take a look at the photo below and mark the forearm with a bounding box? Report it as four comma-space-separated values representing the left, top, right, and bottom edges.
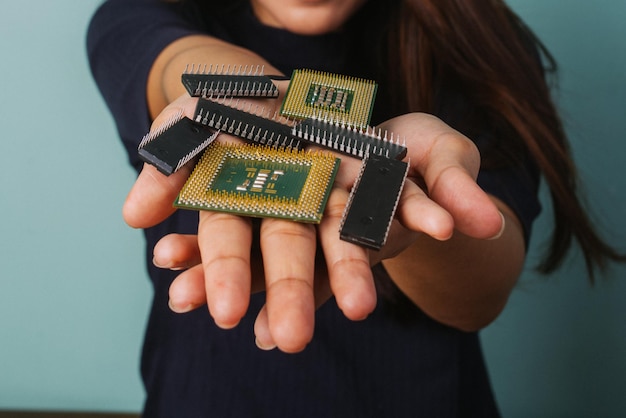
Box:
147, 35, 284, 119
382, 199, 526, 332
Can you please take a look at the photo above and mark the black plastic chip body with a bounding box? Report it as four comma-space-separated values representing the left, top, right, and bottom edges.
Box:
340, 154, 408, 250
138, 116, 218, 176
294, 118, 407, 160
194, 99, 302, 150
182, 73, 279, 98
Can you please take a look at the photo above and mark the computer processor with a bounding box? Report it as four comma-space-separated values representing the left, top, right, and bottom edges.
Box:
175, 142, 340, 223
280, 69, 377, 128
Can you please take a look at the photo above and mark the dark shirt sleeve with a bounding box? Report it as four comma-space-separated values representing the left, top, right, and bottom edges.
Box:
477, 160, 541, 247
87, 0, 204, 171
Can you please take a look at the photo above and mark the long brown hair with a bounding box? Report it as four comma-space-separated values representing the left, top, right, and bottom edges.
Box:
380, 0, 625, 280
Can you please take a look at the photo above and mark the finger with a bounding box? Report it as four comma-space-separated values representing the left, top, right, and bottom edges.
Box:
253, 249, 333, 351
123, 96, 200, 228
168, 264, 207, 313
318, 187, 377, 320
331, 147, 454, 241
260, 218, 317, 353
395, 178, 455, 240
384, 113, 503, 239
152, 94, 199, 126
368, 219, 420, 266
417, 134, 502, 238
153, 234, 202, 270
123, 163, 192, 228
198, 211, 253, 329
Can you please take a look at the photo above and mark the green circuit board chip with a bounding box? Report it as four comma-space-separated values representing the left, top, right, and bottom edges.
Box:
175, 142, 340, 223
281, 69, 377, 128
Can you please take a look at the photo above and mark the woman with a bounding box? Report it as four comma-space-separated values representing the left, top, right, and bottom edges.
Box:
87, 0, 624, 416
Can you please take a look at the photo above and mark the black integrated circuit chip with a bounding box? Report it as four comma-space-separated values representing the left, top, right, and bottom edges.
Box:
293, 118, 407, 160
339, 154, 409, 250
138, 114, 219, 176
182, 64, 279, 98
194, 99, 302, 150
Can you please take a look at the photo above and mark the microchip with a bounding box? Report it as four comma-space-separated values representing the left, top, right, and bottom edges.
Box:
138, 112, 219, 175
339, 154, 408, 250
281, 69, 378, 128
293, 118, 407, 160
175, 142, 341, 223
182, 64, 279, 98
194, 98, 302, 150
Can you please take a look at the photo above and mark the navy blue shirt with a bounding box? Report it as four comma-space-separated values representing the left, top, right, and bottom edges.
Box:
87, 1, 540, 416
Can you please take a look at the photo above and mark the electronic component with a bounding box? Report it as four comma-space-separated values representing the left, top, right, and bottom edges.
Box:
138, 112, 219, 175
339, 154, 408, 250
182, 64, 279, 98
175, 142, 341, 223
281, 69, 377, 128
194, 98, 302, 150
137, 65, 412, 247
293, 117, 407, 160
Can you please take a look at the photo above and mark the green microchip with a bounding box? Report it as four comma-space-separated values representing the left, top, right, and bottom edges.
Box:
175, 142, 340, 223
281, 69, 377, 128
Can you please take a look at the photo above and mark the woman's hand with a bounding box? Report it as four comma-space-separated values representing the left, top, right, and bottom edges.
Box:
124, 96, 504, 352
125, 94, 376, 352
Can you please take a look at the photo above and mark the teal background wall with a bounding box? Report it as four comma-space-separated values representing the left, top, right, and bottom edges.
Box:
481, 2, 626, 416
0, 1, 624, 416
0, 1, 150, 412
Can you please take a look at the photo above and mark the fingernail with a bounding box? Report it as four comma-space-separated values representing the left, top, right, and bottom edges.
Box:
255, 337, 277, 351
168, 299, 194, 314
153, 256, 169, 269
154, 257, 186, 271
488, 211, 506, 240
